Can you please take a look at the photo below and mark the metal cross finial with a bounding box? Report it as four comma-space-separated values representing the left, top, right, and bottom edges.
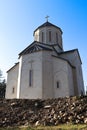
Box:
45, 15, 49, 22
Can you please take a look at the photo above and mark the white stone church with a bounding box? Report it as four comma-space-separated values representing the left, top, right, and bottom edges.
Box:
6, 20, 84, 99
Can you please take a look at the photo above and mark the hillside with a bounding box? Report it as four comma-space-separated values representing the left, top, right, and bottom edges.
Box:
0, 96, 87, 127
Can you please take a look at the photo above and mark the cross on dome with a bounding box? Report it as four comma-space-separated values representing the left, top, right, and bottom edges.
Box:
45, 15, 49, 22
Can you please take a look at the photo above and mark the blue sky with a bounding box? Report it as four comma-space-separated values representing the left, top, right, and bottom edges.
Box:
0, 0, 87, 90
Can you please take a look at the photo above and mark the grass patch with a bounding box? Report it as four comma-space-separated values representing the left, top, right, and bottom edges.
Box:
36, 124, 87, 130
0, 124, 87, 130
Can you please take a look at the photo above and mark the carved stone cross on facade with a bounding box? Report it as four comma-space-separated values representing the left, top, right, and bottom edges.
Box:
45, 15, 49, 22
28, 60, 34, 69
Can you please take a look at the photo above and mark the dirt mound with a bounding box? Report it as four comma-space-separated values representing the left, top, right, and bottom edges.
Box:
0, 96, 87, 127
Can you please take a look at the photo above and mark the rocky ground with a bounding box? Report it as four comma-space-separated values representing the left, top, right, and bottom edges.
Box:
0, 96, 87, 127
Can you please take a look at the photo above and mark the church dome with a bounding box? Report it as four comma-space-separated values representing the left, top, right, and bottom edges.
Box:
33, 21, 63, 49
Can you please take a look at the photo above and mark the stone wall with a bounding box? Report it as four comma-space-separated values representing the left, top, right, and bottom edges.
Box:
53, 57, 70, 97
60, 50, 84, 95
0, 96, 87, 127
19, 52, 43, 99
6, 63, 19, 99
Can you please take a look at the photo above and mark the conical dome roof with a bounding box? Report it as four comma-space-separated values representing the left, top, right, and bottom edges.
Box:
34, 21, 62, 34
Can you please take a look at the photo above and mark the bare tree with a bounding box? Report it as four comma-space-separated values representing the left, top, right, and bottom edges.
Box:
0, 69, 3, 82
0, 69, 6, 98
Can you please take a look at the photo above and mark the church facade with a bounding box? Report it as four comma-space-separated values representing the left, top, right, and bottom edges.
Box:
6, 21, 84, 99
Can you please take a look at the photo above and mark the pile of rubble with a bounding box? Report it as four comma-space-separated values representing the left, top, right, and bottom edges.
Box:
0, 96, 87, 127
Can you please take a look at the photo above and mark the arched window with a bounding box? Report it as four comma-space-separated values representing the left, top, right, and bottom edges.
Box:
49, 31, 51, 42
56, 81, 59, 88
56, 32, 58, 43
42, 32, 44, 42
12, 87, 15, 93
29, 69, 33, 87
59, 35, 62, 46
